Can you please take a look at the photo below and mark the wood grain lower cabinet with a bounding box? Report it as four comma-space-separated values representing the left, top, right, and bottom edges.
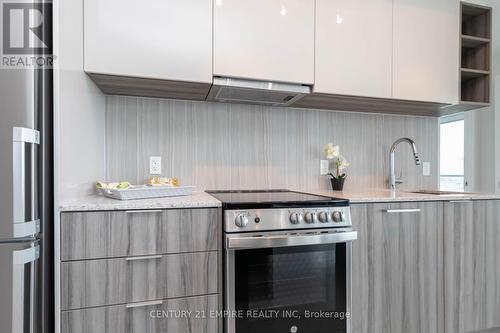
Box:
61, 251, 218, 310
350, 202, 444, 333
61, 208, 219, 260
60, 208, 221, 333
444, 200, 500, 333
61, 294, 218, 333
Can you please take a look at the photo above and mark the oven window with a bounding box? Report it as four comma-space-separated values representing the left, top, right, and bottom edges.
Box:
234, 243, 347, 333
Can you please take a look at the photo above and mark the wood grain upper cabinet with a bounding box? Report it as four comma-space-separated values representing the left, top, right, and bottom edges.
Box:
84, 0, 212, 84
213, 0, 314, 84
351, 202, 444, 333
314, 0, 393, 98
393, 0, 460, 104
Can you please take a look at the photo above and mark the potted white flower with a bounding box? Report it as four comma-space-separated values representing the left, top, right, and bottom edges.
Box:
324, 143, 350, 191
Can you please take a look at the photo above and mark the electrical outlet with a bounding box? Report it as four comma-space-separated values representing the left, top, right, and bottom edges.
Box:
320, 160, 330, 175
423, 162, 431, 176
149, 156, 162, 175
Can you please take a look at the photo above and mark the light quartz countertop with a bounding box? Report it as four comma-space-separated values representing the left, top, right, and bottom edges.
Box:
302, 188, 500, 203
58, 191, 222, 212
58, 188, 500, 212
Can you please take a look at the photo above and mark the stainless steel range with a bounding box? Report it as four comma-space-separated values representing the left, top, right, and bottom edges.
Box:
207, 190, 357, 333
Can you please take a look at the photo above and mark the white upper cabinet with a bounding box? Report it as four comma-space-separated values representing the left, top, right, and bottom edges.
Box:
393, 0, 460, 104
314, 0, 393, 98
213, 0, 315, 84
84, 0, 212, 84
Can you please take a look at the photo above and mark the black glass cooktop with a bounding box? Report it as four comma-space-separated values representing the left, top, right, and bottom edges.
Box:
206, 189, 349, 209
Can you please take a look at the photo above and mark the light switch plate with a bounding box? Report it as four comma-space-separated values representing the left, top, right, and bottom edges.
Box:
150, 156, 162, 175
423, 162, 431, 176
320, 160, 330, 175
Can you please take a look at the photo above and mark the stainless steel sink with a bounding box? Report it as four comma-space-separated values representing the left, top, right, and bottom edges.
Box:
406, 189, 471, 195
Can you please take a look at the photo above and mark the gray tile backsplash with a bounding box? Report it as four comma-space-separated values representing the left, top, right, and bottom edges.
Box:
105, 96, 439, 191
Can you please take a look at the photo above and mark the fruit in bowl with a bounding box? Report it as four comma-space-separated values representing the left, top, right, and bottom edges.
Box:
148, 177, 179, 187
96, 181, 131, 190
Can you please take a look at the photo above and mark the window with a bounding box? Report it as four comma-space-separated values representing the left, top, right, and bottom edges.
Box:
440, 114, 465, 191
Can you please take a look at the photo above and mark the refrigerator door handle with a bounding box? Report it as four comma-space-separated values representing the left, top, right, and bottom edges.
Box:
12, 128, 40, 144
13, 220, 40, 239
12, 127, 40, 238
12, 244, 40, 333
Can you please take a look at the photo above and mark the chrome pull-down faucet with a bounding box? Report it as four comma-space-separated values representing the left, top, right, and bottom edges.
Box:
389, 138, 421, 189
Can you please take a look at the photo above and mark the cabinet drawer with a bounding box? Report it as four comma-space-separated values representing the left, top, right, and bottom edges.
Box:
61, 208, 220, 260
61, 294, 218, 333
61, 251, 217, 310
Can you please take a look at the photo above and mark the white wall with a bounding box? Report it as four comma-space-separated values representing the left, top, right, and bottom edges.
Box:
494, 5, 500, 193
465, 109, 496, 192
53, 0, 106, 204
53, 1, 106, 330
463, 0, 499, 193
495, 77, 500, 193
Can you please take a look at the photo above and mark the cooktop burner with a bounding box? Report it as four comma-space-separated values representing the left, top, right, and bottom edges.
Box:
206, 189, 349, 209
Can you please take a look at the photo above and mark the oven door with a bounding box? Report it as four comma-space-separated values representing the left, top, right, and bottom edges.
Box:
225, 229, 357, 333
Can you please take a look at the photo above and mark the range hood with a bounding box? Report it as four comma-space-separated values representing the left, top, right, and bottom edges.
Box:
207, 77, 311, 107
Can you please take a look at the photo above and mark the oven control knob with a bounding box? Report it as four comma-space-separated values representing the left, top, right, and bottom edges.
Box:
304, 212, 317, 224
235, 214, 249, 228
289, 212, 303, 224
332, 211, 343, 223
318, 211, 330, 223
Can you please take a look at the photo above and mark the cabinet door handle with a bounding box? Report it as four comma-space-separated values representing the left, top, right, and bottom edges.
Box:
125, 255, 162, 261
125, 300, 163, 309
125, 209, 162, 214
383, 209, 421, 214
448, 200, 473, 203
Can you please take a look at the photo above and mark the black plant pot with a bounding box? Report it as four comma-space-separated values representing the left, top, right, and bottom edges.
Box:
330, 177, 346, 191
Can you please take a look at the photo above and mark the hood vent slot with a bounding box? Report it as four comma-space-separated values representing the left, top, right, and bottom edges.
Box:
214, 87, 299, 106
208, 77, 311, 106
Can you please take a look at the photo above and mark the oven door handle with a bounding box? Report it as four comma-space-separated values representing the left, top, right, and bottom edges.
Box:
226, 231, 358, 250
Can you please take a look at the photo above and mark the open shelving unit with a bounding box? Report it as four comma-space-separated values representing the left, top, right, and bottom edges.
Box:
460, 2, 491, 107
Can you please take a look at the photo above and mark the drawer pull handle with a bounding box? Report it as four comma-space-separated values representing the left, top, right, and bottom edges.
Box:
125, 209, 163, 214
449, 200, 473, 203
126, 300, 163, 309
384, 209, 421, 214
125, 255, 162, 261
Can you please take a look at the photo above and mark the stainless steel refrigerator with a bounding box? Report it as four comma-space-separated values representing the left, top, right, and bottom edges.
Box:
0, 11, 53, 333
